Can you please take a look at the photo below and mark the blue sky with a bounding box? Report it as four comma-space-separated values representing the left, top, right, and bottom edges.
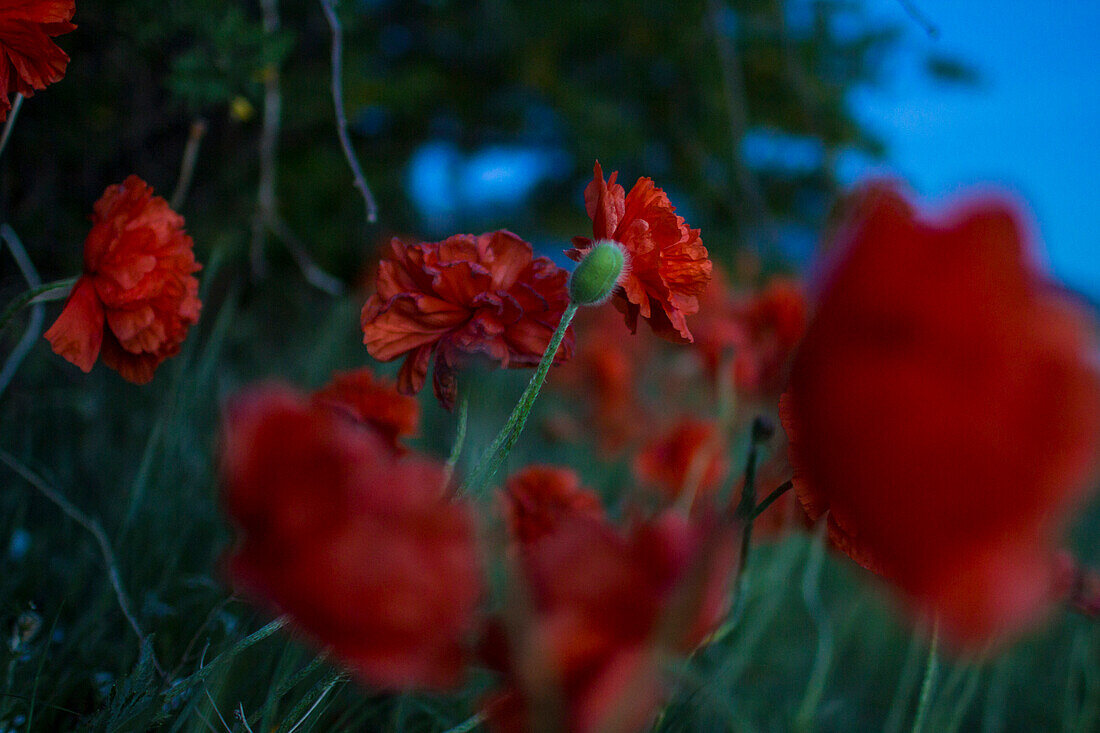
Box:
848, 1, 1100, 299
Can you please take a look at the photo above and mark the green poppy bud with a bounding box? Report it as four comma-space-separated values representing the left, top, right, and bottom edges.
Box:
569, 239, 626, 306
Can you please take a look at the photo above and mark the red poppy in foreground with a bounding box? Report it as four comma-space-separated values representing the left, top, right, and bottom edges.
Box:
781, 183, 1100, 644
0, 0, 76, 120
220, 385, 483, 689
44, 176, 201, 384
502, 465, 605, 548
482, 510, 736, 732
362, 231, 573, 410
312, 367, 419, 453
568, 162, 712, 343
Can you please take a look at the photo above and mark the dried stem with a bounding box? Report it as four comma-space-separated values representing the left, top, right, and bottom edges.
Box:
320, 0, 379, 224
0, 449, 165, 679
170, 119, 208, 210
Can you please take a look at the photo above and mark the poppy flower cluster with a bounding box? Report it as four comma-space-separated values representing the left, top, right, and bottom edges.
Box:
781, 183, 1100, 644
0, 0, 76, 120
220, 381, 482, 689
44, 176, 202, 384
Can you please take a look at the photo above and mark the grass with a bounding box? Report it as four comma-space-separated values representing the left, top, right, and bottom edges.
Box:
0, 252, 1098, 731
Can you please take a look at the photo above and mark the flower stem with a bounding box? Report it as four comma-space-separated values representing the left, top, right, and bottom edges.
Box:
911, 620, 940, 733
442, 390, 469, 490
753, 480, 794, 519
0, 278, 78, 337
463, 301, 579, 495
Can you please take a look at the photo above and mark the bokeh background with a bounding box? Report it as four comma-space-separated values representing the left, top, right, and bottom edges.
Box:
0, 1, 1097, 730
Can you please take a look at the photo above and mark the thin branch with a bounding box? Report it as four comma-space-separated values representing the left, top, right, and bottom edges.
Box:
896, 0, 940, 38
251, 0, 346, 295
170, 119, 208, 210
320, 0, 379, 224
0, 94, 24, 162
0, 225, 43, 399
0, 449, 165, 679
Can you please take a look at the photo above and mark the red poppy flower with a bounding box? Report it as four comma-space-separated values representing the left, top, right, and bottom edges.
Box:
44, 176, 201, 384
568, 162, 712, 343
483, 509, 736, 732
781, 183, 1100, 644
220, 384, 483, 690
361, 231, 574, 410
634, 419, 729, 503
503, 465, 605, 547
0, 0, 75, 120
312, 367, 419, 453
693, 269, 807, 397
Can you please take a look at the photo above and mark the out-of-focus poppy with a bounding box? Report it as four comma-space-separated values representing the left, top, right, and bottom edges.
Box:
502, 465, 605, 548
220, 384, 483, 689
312, 367, 419, 453
781, 183, 1100, 644
634, 419, 728, 503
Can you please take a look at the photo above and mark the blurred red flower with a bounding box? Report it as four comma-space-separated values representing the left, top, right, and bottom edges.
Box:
44, 176, 201, 384
634, 419, 728, 503
781, 183, 1100, 644
552, 306, 652, 452
220, 385, 483, 690
362, 231, 573, 410
483, 510, 736, 732
693, 270, 807, 397
503, 465, 605, 547
312, 367, 419, 453
0, 0, 75, 120
568, 162, 712, 343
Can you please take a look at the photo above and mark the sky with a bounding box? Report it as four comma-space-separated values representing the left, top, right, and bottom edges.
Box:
849, 1, 1100, 299
406, 2, 1100, 298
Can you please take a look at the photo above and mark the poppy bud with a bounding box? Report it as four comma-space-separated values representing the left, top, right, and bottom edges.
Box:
569, 239, 626, 306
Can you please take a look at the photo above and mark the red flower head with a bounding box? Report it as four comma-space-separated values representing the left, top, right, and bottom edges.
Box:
0, 0, 75, 120
634, 419, 728, 503
503, 465, 605, 548
482, 510, 736, 732
312, 367, 419, 453
361, 231, 574, 410
568, 162, 712, 343
44, 176, 201, 384
220, 384, 483, 690
693, 269, 807, 397
781, 183, 1100, 644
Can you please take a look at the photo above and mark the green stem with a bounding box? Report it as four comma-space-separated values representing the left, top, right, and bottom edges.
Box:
0, 278, 78, 337
442, 391, 469, 490
462, 301, 579, 495
911, 620, 940, 733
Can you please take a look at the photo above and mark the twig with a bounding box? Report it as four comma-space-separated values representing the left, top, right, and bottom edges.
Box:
170, 119, 208, 210
896, 0, 940, 38
0, 94, 24, 162
0, 225, 43, 399
0, 449, 166, 679
319, 0, 379, 224
250, 0, 345, 295
252, 0, 282, 279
